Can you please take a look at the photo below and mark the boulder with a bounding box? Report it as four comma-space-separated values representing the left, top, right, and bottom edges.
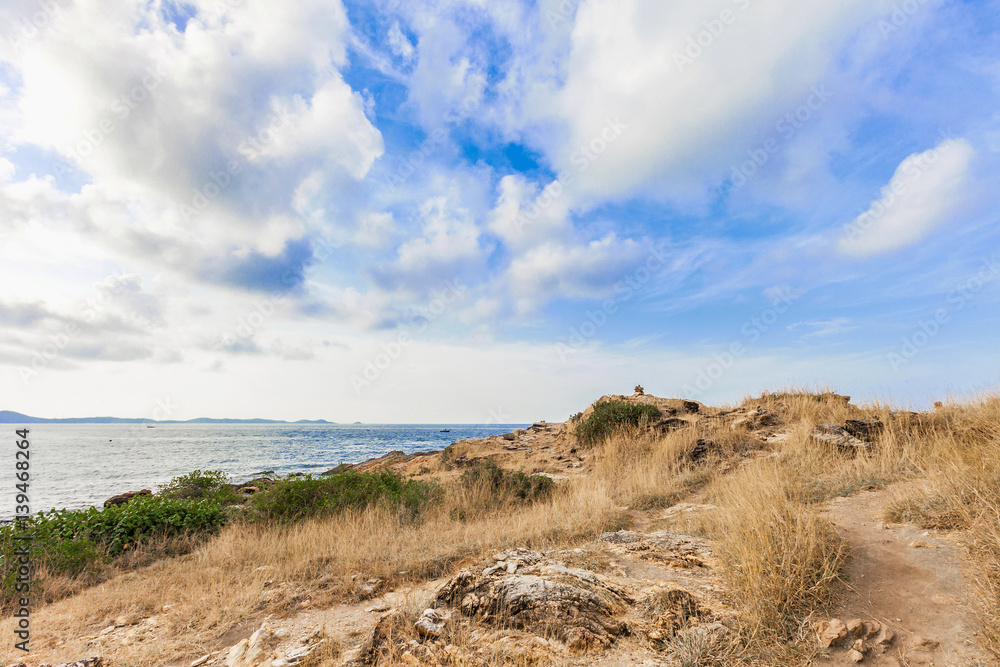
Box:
414, 608, 449, 639
815, 618, 849, 648
682, 400, 700, 414
104, 490, 151, 507
502, 432, 516, 441
811, 424, 869, 450
730, 408, 772, 431
435, 559, 630, 651
843, 419, 884, 441
599, 530, 643, 544
688, 439, 713, 461
654, 417, 689, 432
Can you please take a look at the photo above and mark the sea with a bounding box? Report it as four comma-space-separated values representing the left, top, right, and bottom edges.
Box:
3, 423, 526, 519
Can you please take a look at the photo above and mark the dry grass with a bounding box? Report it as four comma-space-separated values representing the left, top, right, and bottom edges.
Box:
0, 470, 623, 665
5, 391, 1000, 665
707, 461, 848, 641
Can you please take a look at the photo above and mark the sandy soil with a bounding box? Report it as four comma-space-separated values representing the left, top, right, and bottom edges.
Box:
820, 485, 989, 667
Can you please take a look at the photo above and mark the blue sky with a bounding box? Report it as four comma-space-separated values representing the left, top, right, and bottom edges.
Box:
0, 0, 998, 422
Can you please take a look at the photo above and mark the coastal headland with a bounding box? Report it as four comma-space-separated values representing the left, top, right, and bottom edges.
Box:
2, 389, 998, 667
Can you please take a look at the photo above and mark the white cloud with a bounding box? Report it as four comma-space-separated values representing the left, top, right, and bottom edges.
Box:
355, 212, 396, 248
0, 0, 381, 290
534, 0, 899, 204
391, 196, 485, 276
506, 234, 650, 313
838, 138, 975, 256
487, 174, 571, 249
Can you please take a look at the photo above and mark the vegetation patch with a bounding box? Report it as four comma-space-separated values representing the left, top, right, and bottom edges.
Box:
575, 400, 661, 446
158, 469, 241, 504
458, 459, 554, 504
247, 470, 439, 524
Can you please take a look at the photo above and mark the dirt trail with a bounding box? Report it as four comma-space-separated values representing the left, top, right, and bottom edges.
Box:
821, 485, 989, 666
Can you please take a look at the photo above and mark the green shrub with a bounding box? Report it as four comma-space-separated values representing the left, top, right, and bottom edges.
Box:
459, 459, 554, 503
1, 495, 228, 612
247, 470, 439, 524
574, 400, 661, 446
28, 495, 228, 556
158, 469, 239, 504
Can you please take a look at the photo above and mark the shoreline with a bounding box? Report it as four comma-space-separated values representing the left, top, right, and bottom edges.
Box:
1, 423, 531, 521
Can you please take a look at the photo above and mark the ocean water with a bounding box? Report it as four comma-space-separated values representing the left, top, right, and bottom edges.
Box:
3, 423, 526, 518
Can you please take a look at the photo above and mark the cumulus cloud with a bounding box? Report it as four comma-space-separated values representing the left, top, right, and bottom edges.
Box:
545, 0, 898, 202
838, 138, 975, 256
0, 0, 382, 292
373, 195, 489, 291
506, 234, 653, 313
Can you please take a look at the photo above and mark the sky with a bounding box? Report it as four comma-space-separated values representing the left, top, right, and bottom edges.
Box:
0, 0, 998, 423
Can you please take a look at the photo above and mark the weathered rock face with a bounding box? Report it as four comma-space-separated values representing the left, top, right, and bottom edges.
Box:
222, 622, 329, 667
814, 617, 894, 660
653, 417, 689, 433
811, 424, 869, 450
434, 549, 631, 652
730, 408, 773, 432
103, 489, 151, 507
843, 419, 884, 442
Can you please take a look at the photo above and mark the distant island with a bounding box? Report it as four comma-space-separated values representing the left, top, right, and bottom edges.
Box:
0, 410, 335, 425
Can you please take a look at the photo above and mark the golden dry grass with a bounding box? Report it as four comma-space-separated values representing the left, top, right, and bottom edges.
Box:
3, 390, 1000, 665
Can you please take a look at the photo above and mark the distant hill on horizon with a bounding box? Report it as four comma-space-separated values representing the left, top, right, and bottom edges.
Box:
0, 410, 335, 425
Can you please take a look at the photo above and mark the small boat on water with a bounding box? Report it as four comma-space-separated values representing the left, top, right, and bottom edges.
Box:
440, 429, 451, 433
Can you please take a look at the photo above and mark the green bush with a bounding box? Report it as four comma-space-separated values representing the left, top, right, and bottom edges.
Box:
1, 494, 228, 612
574, 400, 661, 445
158, 469, 239, 504
459, 459, 554, 503
247, 470, 439, 524
27, 495, 228, 556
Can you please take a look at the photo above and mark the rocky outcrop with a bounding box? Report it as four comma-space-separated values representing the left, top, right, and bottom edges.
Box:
730, 408, 772, 431
223, 623, 330, 667
843, 419, 884, 442
434, 548, 631, 652
814, 617, 894, 662
811, 424, 869, 450
103, 490, 151, 507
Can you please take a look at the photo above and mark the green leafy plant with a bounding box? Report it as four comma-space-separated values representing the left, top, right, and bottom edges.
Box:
158, 469, 239, 504
574, 400, 661, 446
247, 470, 439, 524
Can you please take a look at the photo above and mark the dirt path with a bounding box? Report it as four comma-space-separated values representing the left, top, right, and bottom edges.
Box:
821, 485, 990, 666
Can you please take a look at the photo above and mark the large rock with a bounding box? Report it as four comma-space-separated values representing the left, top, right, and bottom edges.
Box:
435, 556, 631, 651
811, 424, 869, 450
103, 490, 151, 507
843, 419, 883, 441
